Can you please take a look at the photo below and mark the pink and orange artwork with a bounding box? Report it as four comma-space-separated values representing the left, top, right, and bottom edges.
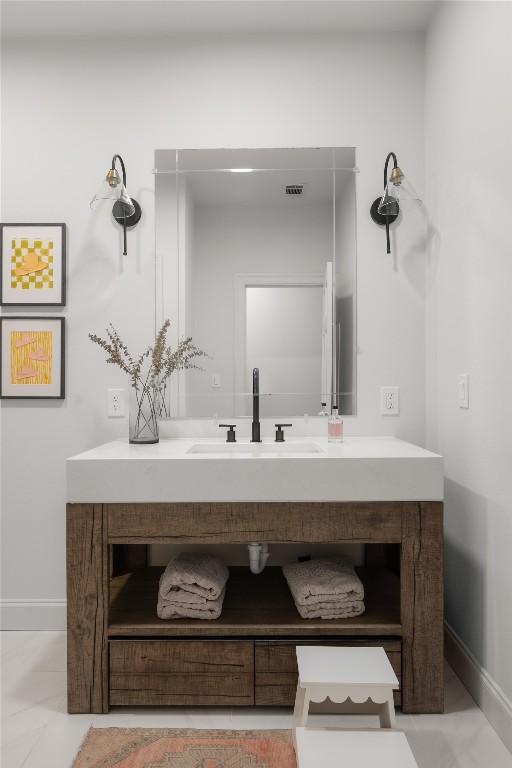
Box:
14, 332, 36, 348
10, 330, 52, 385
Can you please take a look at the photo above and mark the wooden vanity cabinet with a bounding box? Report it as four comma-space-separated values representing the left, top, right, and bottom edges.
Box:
66, 501, 443, 715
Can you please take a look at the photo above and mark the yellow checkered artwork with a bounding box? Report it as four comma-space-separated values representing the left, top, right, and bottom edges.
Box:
10, 238, 54, 290
10, 330, 53, 385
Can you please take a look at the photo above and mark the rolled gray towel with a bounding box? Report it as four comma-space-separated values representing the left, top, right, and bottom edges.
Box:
159, 552, 229, 602
158, 587, 226, 620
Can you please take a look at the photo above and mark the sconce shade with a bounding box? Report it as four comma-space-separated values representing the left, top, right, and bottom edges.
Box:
90, 178, 136, 217
377, 170, 421, 216
370, 151, 421, 255
91, 154, 141, 256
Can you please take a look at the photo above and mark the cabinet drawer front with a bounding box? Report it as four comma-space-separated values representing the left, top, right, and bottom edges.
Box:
109, 640, 254, 706
255, 640, 401, 707
110, 639, 252, 674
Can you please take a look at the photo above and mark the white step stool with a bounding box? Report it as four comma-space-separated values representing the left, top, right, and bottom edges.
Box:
295, 728, 418, 768
293, 646, 399, 729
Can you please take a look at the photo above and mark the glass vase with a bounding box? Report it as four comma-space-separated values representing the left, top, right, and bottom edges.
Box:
129, 382, 159, 444
154, 376, 171, 420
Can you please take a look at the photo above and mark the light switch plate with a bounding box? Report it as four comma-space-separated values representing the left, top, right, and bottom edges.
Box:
107, 388, 126, 417
458, 374, 469, 408
211, 373, 222, 389
380, 386, 400, 415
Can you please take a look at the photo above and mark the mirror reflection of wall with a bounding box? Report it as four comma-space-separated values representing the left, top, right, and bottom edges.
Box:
244, 284, 323, 418
155, 148, 357, 418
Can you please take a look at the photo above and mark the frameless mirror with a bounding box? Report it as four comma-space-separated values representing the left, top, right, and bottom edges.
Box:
155, 147, 357, 418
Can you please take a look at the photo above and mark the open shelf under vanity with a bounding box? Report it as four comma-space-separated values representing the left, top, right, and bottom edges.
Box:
108, 565, 401, 637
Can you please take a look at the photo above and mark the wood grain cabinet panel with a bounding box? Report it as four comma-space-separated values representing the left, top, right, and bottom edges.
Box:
107, 502, 402, 543
400, 502, 444, 713
66, 504, 108, 714
109, 640, 254, 706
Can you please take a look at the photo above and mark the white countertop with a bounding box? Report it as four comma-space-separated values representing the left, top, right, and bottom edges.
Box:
67, 436, 443, 503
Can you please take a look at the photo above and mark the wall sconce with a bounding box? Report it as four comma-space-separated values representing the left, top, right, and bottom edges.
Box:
90, 154, 141, 255
370, 151, 420, 254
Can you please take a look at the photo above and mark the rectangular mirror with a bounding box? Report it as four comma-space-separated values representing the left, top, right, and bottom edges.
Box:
155, 147, 357, 418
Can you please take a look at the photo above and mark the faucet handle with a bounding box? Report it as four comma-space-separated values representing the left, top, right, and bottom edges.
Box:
219, 424, 237, 443
275, 423, 292, 442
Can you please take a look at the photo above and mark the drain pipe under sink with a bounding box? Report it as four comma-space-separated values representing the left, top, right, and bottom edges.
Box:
248, 542, 270, 574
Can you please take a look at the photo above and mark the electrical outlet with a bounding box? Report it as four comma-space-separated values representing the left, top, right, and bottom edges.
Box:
107, 388, 126, 417
458, 374, 469, 408
380, 386, 400, 415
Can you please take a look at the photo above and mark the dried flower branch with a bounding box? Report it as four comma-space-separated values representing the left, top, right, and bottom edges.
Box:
89, 320, 206, 393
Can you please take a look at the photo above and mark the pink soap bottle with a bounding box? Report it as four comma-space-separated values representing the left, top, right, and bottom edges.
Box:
328, 405, 343, 443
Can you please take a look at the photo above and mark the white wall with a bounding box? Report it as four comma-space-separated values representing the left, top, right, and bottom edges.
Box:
425, 0, 512, 729
1, 24, 426, 627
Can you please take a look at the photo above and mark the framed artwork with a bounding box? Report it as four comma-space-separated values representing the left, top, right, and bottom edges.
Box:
0, 316, 65, 399
0, 223, 66, 306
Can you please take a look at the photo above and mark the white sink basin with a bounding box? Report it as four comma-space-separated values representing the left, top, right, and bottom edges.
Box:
187, 441, 325, 456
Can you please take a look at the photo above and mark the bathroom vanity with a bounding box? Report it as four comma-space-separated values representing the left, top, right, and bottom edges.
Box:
66, 436, 444, 715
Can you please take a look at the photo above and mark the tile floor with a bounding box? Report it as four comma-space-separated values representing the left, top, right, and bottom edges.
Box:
1, 631, 511, 768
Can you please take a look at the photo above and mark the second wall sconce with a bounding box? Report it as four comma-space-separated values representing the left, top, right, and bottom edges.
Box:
90, 154, 141, 255
370, 151, 421, 254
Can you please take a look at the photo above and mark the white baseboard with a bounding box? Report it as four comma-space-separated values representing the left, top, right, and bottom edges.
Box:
445, 622, 512, 754
1, 599, 67, 630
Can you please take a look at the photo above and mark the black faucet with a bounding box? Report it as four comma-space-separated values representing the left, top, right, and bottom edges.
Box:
251, 367, 261, 442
